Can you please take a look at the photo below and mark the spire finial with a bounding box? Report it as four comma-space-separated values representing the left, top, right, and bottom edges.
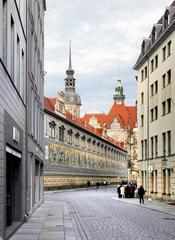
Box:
69, 40, 72, 69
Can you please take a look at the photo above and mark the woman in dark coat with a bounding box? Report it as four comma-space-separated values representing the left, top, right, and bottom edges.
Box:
138, 186, 145, 204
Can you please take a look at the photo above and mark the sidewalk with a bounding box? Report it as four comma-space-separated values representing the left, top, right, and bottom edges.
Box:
10, 201, 77, 240
113, 196, 175, 216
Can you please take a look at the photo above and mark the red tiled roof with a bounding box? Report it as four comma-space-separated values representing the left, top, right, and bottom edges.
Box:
44, 97, 56, 111
81, 102, 136, 131
44, 96, 126, 149
66, 112, 122, 148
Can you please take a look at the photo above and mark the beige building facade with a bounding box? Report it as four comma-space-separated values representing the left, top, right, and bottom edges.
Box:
134, 1, 175, 200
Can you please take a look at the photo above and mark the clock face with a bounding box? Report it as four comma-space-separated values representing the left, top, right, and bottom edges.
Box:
70, 97, 74, 102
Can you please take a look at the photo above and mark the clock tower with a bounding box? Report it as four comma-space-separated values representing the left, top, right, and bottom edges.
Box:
63, 41, 81, 117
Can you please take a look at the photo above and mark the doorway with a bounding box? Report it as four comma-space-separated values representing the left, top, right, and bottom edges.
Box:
6, 151, 21, 227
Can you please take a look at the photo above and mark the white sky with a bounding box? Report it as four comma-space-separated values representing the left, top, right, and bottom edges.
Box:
44, 0, 173, 116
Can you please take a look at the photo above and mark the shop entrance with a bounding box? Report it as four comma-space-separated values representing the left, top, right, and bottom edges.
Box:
6, 151, 21, 227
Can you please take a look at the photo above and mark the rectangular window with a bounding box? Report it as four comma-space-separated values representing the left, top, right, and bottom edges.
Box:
167, 131, 171, 155
151, 84, 154, 96
155, 55, 158, 69
162, 46, 166, 61
162, 74, 166, 88
167, 69, 171, 85
59, 127, 64, 141
162, 132, 166, 156
17, 35, 20, 91
145, 139, 147, 159
151, 59, 154, 72
155, 135, 158, 157
141, 70, 144, 81
151, 137, 154, 158
155, 106, 158, 120
141, 140, 144, 160
141, 115, 144, 126
145, 66, 148, 78
162, 101, 166, 116
151, 109, 154, 122
11, 16, 15, 81
167, 41, 171, 57
155, 81, 158, 94
141, 92, 144, 104
21, 50, 25, 100
3, 0, 7, 65
167, 98, 171, 114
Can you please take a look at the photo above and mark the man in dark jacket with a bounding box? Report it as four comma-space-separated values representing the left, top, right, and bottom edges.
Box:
138, 186, 145, 204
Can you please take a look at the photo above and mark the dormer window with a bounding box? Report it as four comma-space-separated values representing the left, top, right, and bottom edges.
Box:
142, 41, 146, 55
164, 10, 170, 28
152, 27, 156, 43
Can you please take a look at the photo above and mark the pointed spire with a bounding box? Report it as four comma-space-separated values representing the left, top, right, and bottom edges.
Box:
69, 40, 72, 69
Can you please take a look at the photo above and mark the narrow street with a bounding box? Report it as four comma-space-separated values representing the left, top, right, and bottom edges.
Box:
11, 187, 175, 240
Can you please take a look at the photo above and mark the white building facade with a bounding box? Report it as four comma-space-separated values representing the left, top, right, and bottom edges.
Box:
134, 1, 175, 200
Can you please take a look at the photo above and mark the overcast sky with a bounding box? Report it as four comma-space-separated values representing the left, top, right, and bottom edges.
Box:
44, 0, 172, 116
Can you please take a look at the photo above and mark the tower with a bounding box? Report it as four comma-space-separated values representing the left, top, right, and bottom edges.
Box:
64, 41, 81, 117
113, 79, 125, 104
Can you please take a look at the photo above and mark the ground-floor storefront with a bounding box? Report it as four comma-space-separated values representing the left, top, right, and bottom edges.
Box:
137, 156, 175, 200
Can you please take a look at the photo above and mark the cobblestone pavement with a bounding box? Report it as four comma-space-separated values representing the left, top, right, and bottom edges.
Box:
46, 187, 175, 240
11, 187, 175, 240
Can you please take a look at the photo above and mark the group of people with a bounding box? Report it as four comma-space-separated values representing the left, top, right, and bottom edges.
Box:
117, 184, 145, 204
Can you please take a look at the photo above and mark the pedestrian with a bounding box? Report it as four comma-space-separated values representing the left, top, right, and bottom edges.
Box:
117, 185, 121, 198
96, 182, 99, 190
87, 180, 90, 189
120, 185, 125, 198
138, 185, 145, 204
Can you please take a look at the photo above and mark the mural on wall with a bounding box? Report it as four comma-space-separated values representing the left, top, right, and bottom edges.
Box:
48, 143, 123, 171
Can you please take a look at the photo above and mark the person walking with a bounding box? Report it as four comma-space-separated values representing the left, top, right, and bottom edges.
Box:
120, 185, 125, 198
138, 186, 145, 204
117, 185, 121, 198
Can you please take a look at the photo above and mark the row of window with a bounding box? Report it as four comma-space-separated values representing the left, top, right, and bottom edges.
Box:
162, 41, 171, 62
44, 117, 127, 161
150, 106, 158, 122
31, 88, 43, 147
162, 99, 171, 116
140, 69, 171, 105
1, 1, 26, 101
141, 66, 148, 81
141, 130, 171, 160
141, 99, 171, 126
141, 40, 171, 82
150, 55, 158, 73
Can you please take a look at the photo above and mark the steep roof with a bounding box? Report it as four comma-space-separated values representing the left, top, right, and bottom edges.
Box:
81, 102, 136, 132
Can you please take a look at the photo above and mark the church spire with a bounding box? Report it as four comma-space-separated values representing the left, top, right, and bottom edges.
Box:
69, 40, 72, 69
65, 41, 75, 91
113, 78, 125, 104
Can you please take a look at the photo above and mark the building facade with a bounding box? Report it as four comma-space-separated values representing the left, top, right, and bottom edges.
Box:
44, 108, 128, 189
81, 79, 137, 182
26, 0, 46, 216
0, 0, 46, 239
134, 0, 175, 200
